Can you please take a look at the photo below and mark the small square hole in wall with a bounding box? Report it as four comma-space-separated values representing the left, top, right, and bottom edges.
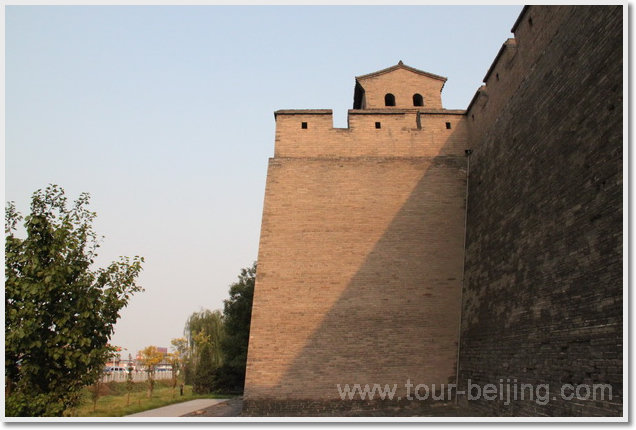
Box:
375, 122, 381, 129
446, 122, 452, 129
301, 122, 308, 129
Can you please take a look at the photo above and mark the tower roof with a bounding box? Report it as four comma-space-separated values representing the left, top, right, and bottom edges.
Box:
355, 61, 447, 83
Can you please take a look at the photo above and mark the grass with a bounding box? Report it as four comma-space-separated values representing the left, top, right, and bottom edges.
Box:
68, 379, 231, 417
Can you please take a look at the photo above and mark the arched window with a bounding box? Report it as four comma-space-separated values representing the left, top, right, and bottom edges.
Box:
413, 94, 424, 107
385, 93, 396, 107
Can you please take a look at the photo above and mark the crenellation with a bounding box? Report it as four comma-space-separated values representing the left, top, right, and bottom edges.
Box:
483, 38, 517, 85
467, 6, 575, 141
274, 109, 468, 158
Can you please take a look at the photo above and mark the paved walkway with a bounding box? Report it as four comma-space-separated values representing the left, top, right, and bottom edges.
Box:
126, 399, 231, 417
182, 398, 243, 417
126, 397, 467, 418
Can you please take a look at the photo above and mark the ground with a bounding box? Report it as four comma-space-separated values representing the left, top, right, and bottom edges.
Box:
181, 398, 244, 417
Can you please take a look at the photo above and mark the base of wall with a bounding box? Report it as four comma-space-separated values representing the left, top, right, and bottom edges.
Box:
456, 396, 623, 418
242, 397, 623, 417
242, 398, 467, 417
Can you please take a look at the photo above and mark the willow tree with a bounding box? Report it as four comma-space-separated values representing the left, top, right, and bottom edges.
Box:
184, 309, 225, 368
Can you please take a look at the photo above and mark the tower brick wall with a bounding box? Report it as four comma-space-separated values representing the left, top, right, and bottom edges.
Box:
246, 156, 466, 409
355, 65, 446, 109
274, 109, 467, 158
245, 64, 469, 414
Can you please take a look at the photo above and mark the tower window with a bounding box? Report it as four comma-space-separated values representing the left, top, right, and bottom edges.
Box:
446, 122, 452, 129
301, 122, 308, 129
375, 122, 381, 129
384, 93, 396, 107
413, 94, 424, 107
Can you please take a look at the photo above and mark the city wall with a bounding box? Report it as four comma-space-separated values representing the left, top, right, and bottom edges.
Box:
459, 5, 623, 416
244, 5, 623, 417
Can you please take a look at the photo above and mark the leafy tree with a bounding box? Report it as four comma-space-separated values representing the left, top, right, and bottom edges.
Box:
191, 332, 216, 394
88, 345, 118, 412
168, 337, 188, 398
138, 346, 164, 398
5, 185, 144, 417
218, 262, 256, 392
184, 309, 224, 372
125, 361, 134, 406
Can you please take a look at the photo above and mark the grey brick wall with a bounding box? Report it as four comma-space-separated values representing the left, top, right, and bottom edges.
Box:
458, 5, 623, 417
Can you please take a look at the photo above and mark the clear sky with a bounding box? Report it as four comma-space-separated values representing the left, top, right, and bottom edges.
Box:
6, 5, 524, 359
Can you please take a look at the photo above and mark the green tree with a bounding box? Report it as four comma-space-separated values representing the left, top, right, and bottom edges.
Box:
168, 337, 188, 398
191, 331, 216, 394
219, 262, 256, 392
138, 346, 164, 399
5, 185, 144, 417
88, 345, 118, 412
184, 309, 224, 371
125, 361, 135, 406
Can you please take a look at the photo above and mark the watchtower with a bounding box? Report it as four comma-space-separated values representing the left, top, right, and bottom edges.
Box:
244, 63, 469, 414
353, 60, 446, 109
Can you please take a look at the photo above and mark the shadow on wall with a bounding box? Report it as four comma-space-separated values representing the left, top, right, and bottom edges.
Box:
246, 126, 469, 403
457, 5, 623, 416
276, 157, 467, 400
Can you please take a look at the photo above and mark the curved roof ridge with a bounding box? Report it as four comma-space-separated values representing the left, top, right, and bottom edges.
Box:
355, 61, 447, 82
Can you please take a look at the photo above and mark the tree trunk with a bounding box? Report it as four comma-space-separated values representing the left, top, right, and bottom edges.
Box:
147, 378, 152, 398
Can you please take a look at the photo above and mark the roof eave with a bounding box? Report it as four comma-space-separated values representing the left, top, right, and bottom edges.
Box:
355, 61, 447, 83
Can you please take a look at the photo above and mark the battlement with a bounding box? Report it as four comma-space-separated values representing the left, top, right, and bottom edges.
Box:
466, 5, 575, 141
274, 108, 467, 157
271, 62, 466, 157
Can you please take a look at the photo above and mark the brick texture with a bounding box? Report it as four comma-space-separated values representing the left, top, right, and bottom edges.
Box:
356, 66, 445, 109
458, 5, 623, 417
245, 156, 467, 406
274, 109, 467, 158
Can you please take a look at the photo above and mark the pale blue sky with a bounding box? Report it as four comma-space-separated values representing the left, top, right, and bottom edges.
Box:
6, 5, 524, 358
